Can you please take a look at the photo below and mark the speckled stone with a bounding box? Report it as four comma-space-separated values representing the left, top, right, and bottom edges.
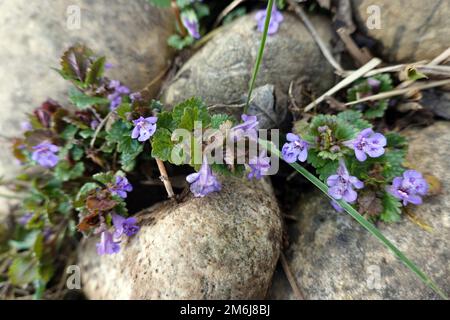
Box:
78, 177, 283, 299
0, 0, 174, 179
352, 0, 450, 62
162, 12, 336, 108
269, 122, 450, 300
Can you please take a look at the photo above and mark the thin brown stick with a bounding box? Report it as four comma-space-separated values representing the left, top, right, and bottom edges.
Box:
337, 27, 372, 66
172, 0, 187, 37
213, 0, 247, 28
155, 159, 176, 199
345, 79, 450, 106
280, 251, 304, 300
429, 47, 450, 66
288, 0, 344, 73
304, 58, 382, 111
90, 111, 112, 148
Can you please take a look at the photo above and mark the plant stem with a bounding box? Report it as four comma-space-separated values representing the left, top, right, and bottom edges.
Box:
244, 0, 275, 112
155, 159, 176, 200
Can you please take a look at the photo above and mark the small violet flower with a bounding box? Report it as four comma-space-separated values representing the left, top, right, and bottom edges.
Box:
230, 114, 259, 141
255, 5, 284, 35
18, 212, 33, 226
129, 92, 142, 102
181, 11, 201, 39
32, 141, 59, 168
96, 231, 120, 256
131, 116, 157, 142
281, 133, 309, 163
108, 80, 130, 111
112, 213, 140, 238
344, 128, 387, 162
186, 157, 221, 197
109, 176, 133, 199
388, 170, 428, 206
21, 121, 32, 132
248, 152, 271, 180
327, 161, 364, 203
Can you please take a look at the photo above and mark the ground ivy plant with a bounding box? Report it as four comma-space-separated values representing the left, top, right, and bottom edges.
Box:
0, 1, 446, 300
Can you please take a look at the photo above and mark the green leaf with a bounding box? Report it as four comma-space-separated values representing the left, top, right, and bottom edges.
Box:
71, 145, 84, 161
68, 87, 109, 109
54, 161, 85, 181
383, 150, 406, 180
337, 110, 371, 131
147, 0, 171, 7
385, 132, 408, 149
210, 114, 230, 129
156, 111, 175, 131
406, 67, 428, 81
92, 172, 114, 185
364, 100, 389, 119
116, 103, 132, 120
380, 192, 402, 222
315, 160, 339, 181
8, 256, 39, 286
61, 125, 78, 140
76, 182, 100, 201
168, 34, 194, 50
151, 128, 174, 161
9, 230, 40, 251
259, 138, 448, 300
85, 56, 106, 86
172, 97, 210, 130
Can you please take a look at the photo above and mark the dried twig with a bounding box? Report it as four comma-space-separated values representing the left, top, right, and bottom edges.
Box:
155, 159, 176, 200
280, 251, 304, 300
288, 0, 344, 74
213, 0, 247, 28
345, 79, 450, 106
304, 58, 382, 112
429, 47, 450, 66
337, 27, 372, 66
90, 111, 112, 148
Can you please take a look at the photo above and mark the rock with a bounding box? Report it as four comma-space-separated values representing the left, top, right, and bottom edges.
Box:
162, 12, 336, 110
352, 0, 450, 62
269, 122, 450, 299
421, 90, 450, 120
0, 0, 175, 179
78, 177, 283, 299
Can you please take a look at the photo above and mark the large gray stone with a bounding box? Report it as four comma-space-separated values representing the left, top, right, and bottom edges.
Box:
0, 0, 175, 179
352, 0, 450, 62
162, 12, 336, 109
269, 122, 450, 299
78, 177, 283, 299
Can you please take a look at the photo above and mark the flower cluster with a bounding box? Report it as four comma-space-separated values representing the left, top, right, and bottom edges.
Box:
255, 6, 284, 35
31, 141, 59, 168
108, 176, 133, 199
108, 80, 130, 110
132, 116, 158, 142
281, 133, 309, 163
327, 161, 364, 203
186, 156, 221, 198
96, 213, 140, 255
344, 128, 386, 162
388, 170, 428, 206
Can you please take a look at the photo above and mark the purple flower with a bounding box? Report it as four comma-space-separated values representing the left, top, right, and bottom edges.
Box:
32, 141, 59, 168
344, 128, 386, 162
327, 161, 364, 203
112, 213, 140, 238
96, 231, 120, 255
281, 133, 309, 163
130, 92, 142, 102
18, 212, 33, 226
248, 152, 271, 180
230, 114, 259, 141
108, 80, 130, 111
388, 170, 428, 206
131, 116, 158, 142
186, 157, 221, 197
367, 78, 381, 93
21, 121, 32, 132
109, 176, 133, 199
181, 11, 201, 39
90, 119, 99, 130
255, 5, 284, 35
105, 62, 113, 70
330, 200, 344, 213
